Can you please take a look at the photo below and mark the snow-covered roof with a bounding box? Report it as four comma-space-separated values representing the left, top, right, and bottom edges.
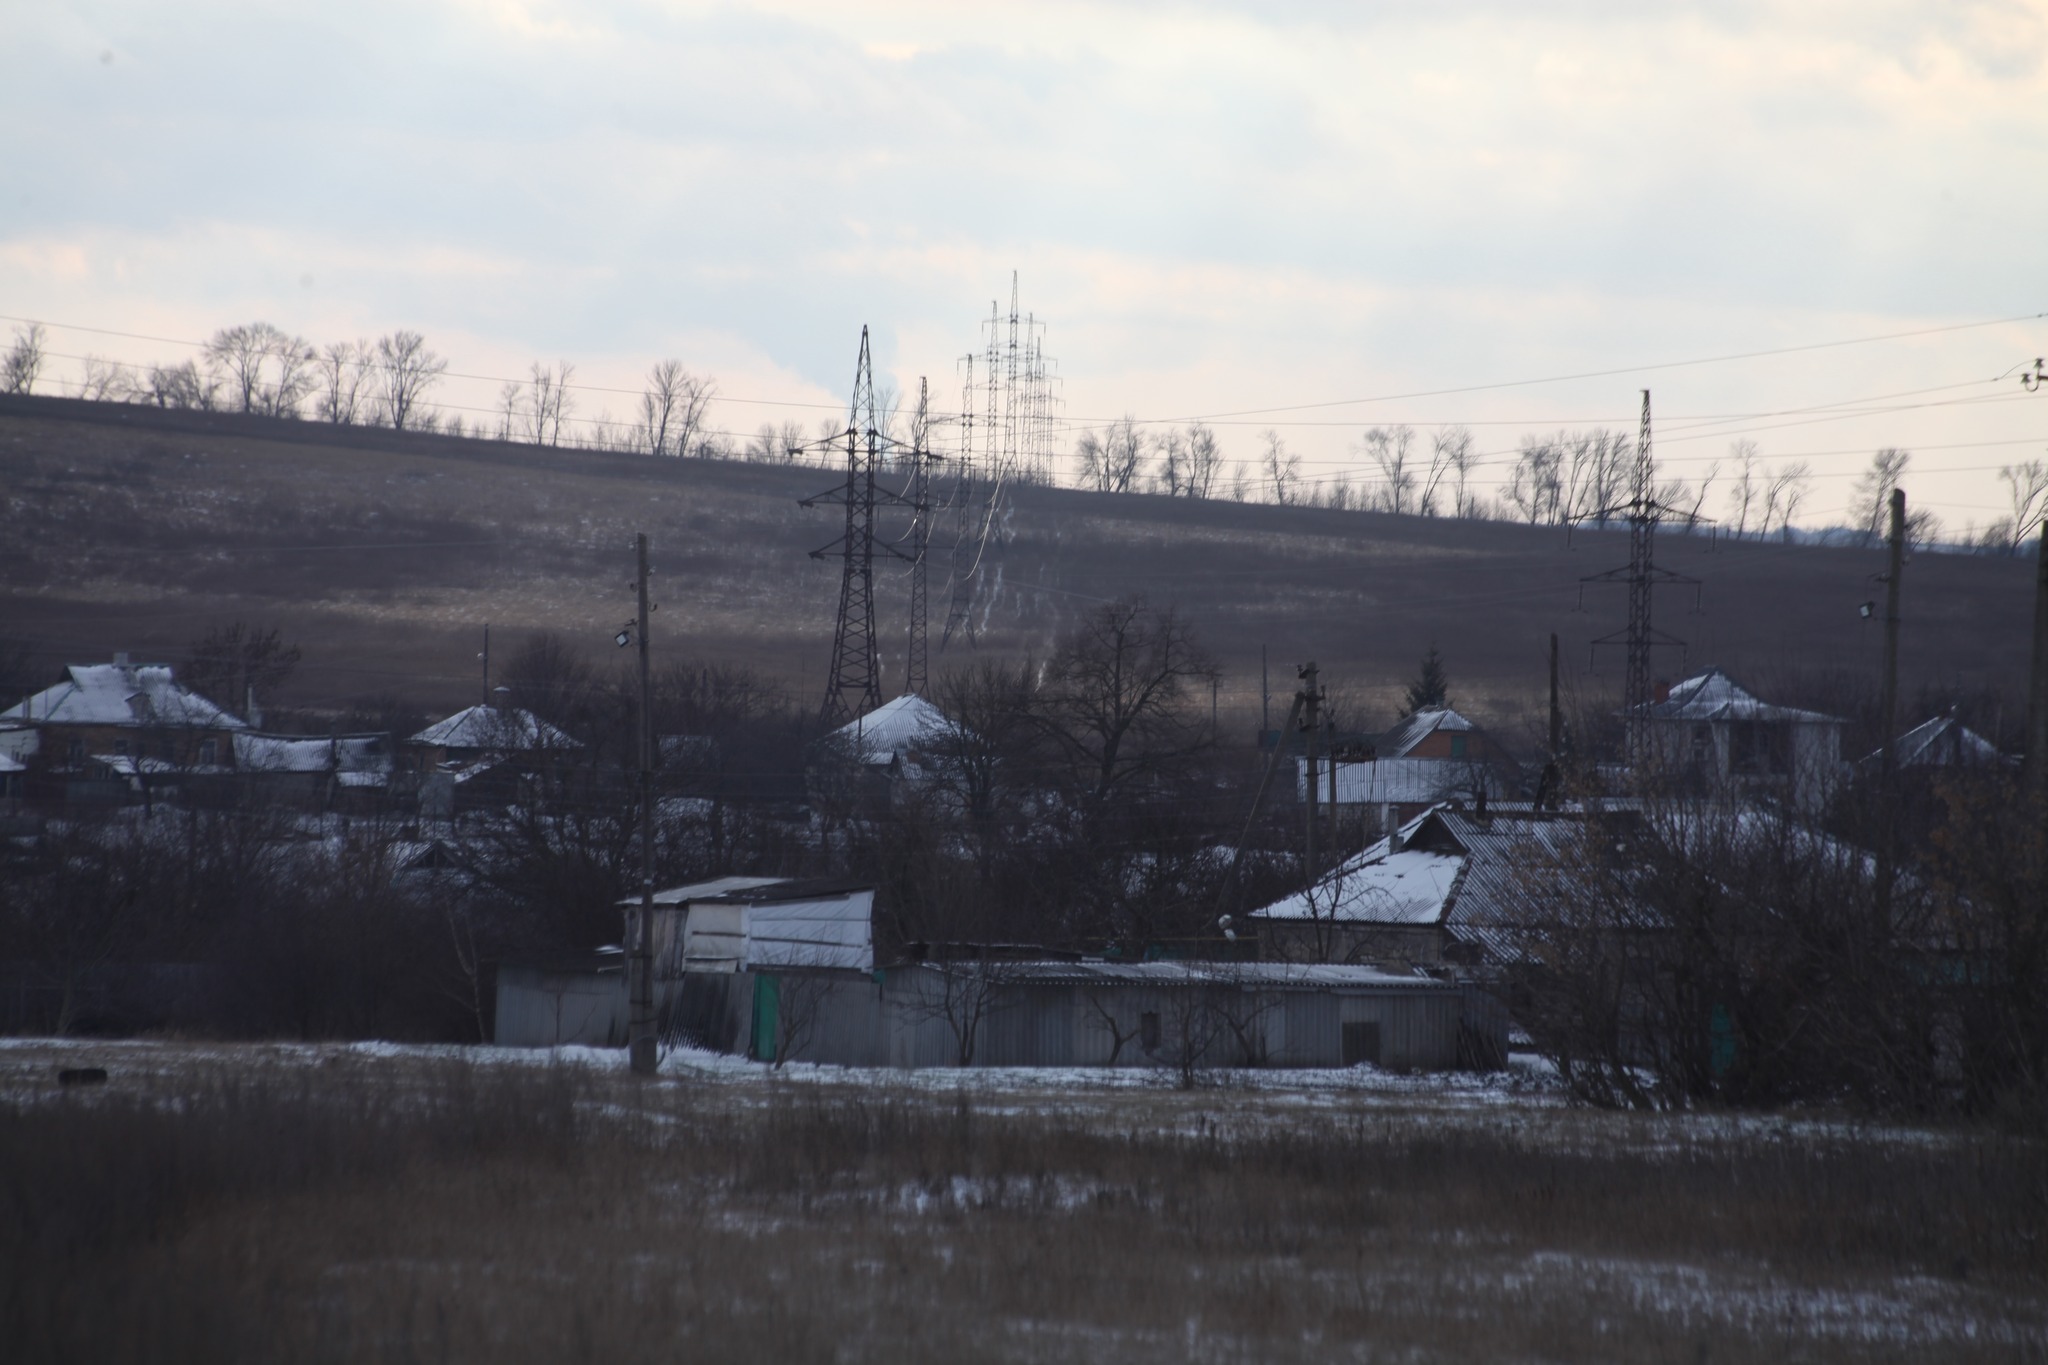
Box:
922, 961, 1449, 990
1306, 756, 1506, 806
1, 663, 246, 731
823, 695, 958, 769
642, 875, 789, 907
1630, 668, 1841, 725
234, 732, 391, 774
409, 705, 579, 751
1378, 707, 1478, 758
1252, 847, 1464, 925
1858, 714, 2008, 771
827, 693, 958, 764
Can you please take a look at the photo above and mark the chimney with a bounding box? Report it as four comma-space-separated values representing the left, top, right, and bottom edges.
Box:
1653, 678, 1672, 704
491, 685, 513, 711
113, 651, 131, 667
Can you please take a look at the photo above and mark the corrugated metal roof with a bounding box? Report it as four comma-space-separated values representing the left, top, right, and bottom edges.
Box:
1307, 756, 1506, 805
1250, 848, 1463, 924
914, 960, 1453, 990
1626, 668, 1841, 725
827, 693, 960, 764
1858, 713, 2008, 771
1377, 707, 1478, 758
2, 664, 246, 731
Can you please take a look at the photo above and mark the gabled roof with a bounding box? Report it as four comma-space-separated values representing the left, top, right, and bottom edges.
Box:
827, 692, 959, 764
2, 663, 246, 731
1629, 668, 1842, 725
1378, 707, 1478, 758
1252, 847, 1464, 925
1857, 713, 2009, 771
634, 875, 875, 908
409, 705, 578, 751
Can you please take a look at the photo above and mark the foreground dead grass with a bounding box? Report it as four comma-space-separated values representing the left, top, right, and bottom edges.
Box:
1, 1041, 2043, 1363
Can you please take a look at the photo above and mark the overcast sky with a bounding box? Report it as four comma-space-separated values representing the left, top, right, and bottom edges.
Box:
4, 1, 2045, 530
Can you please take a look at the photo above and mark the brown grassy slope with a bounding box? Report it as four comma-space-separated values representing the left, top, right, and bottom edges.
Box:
0, 393, 2031, 733
3, 1043, 2044, 1364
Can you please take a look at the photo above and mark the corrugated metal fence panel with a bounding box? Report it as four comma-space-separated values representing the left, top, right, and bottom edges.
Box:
1278, 992, 1341, 1067
494, 966, 626, 1047
979, 986, 1076, 1067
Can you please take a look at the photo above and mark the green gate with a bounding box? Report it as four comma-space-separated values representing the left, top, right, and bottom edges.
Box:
751, 974, 780, 1063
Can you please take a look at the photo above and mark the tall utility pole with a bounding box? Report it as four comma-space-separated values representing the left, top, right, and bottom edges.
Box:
2026, 519, 2048, 810
805, 328, 885, 727
1299, 661, 1321, 886
628, 532, 657, 1077
1875, 488, 1905, 932
480, 624, 490, 707
1579, 389, 1701, 766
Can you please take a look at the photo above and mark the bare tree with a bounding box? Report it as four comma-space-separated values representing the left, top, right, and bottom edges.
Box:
496, 382, 523, 441
1260, 429, 1300, 504
1075, 416, 1145, 493
1851, 448, 1912, 545
1762, 461, 1812, 541
1152, 428, 1189, 497
638, 359, 713, 458
77, 354, 133, 402
527, 361, 575, 446
1436, 425, 1477, 518
317, 340, 374, 424
373, 330, 447, 432
143, 359, 216, 410
1042, 598, 1215, 802
1998, 460, 2048, 552
3, 323, 48, 395
1184, 423, 1223, 498
1359, 425, 1416, 514
1725, 439, 1761, 539
205, 323, 312, 416
1506, 436, 1563, 524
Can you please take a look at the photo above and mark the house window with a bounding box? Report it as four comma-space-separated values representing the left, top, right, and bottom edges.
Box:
1690, 724, 1713, 770
1139, 1011, 1161, 1052
68, 738, 84, 765
114, 739, 129, 756
200, 739, 217, 766
1449, 734, 1467, 759
1731, 721, 1791, 775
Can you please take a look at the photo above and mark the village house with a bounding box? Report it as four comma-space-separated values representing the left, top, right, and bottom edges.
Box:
0, 656, 247, 802
404, 689, 581, 816
1624, 668, 1845, 810
1302, 707, 1511, 832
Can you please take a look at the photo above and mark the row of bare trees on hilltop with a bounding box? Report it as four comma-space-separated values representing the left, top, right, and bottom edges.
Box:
8, 317, 2045, 550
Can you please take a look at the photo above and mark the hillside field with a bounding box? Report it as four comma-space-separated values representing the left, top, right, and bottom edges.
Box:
0, 393, 2032, 743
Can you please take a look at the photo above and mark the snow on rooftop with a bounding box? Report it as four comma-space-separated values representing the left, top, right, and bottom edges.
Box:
1859, 713, 2008, 771
1631, 668, 1841, 725
1378, 707, 1478, 758
1, 663, 245, 731
1251, 847, 1464, 925
827, 693, 959, 764
234, 732, 390, 774
410, 704, 578, 751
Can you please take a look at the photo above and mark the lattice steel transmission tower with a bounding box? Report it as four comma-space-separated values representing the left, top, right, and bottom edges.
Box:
939, 273, 1063, 648
1577, 390, 1702, 762
803, 327, 886, 727
903, 377, 932, 696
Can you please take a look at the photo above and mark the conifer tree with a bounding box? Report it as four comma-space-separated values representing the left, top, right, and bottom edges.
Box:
1401, 645, 1450, 717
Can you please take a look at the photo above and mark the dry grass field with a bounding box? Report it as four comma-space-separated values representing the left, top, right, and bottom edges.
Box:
0, 392, 2032, 734
3, 1039, 2044, 1363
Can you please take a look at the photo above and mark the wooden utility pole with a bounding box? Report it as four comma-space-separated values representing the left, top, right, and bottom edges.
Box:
628, 533, 658, 1076
1300, 661, 1321, 887
2026, 519, 2048, 811
1875, 489, 1905, 931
